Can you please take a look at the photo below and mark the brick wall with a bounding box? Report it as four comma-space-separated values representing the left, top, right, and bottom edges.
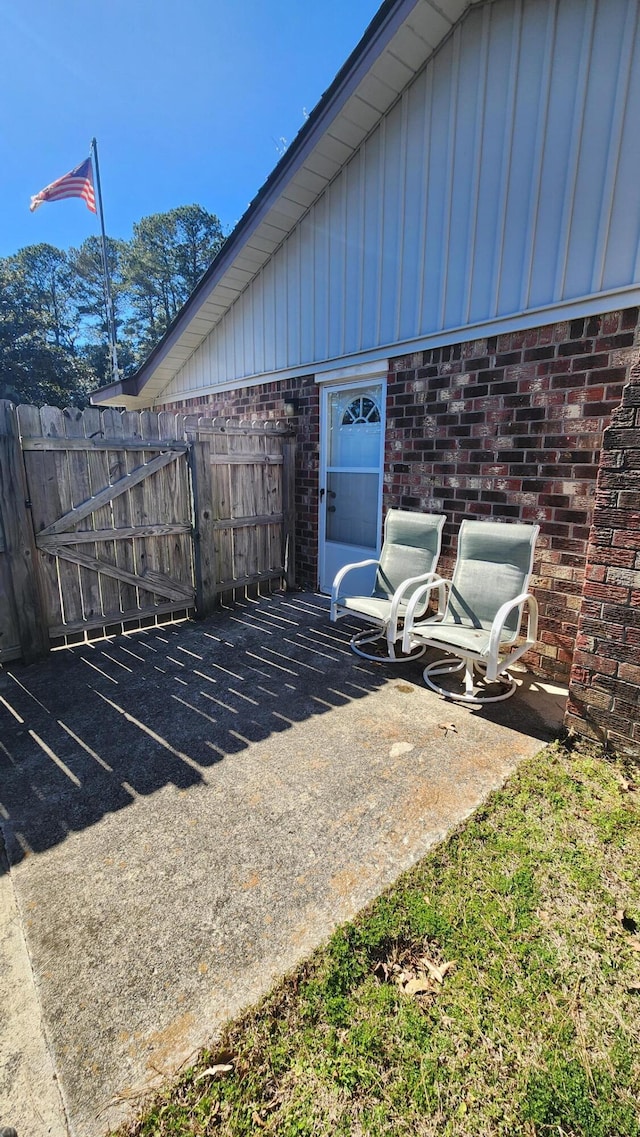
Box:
566, 357, 640, 756
386, 308, 638, 679
159, 376, 320, 584
157, 305, 639, 698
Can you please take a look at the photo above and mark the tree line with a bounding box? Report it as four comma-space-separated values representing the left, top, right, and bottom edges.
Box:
0, 204, 226, 408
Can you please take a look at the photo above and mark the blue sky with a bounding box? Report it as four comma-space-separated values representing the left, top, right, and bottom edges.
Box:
0, 0, 381, 257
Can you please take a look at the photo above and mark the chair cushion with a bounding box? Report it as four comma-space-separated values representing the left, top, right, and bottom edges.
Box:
339, 596, 397, 621
447, 521, 537, 635
373, 510, 443, 600
415, 619, 511, 656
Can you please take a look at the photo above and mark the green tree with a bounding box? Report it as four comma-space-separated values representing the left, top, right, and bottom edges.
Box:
0, 250, 93, 407
0, 202, 226, 405
69, 235, 134, 385
123, 204, 225, 358
10, 244, 79, 349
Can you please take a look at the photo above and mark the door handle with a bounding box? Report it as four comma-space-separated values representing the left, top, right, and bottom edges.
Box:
328, 490, 336, 499
327, 505, 336, 512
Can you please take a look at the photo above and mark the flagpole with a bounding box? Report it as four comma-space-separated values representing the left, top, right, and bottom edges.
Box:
90, 138, 119, 386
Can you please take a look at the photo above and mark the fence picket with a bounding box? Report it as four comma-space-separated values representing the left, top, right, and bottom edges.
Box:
0, 402, 48, 661
2, 405, 294, 657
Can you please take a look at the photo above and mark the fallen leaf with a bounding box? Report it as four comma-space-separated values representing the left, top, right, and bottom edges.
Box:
628, 937, 640, 953
418, 956, 456, 983
616, 774, 638, 793
252, 1112, 269, 1128
437, 722, 458, 735
194, 1063, 234, 1083
404, 975, 434, 996
627, 982, 640, 994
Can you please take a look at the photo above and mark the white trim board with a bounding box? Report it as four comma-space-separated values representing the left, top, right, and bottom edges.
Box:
152, 283, 640, 408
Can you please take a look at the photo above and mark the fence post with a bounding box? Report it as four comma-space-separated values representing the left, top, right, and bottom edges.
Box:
0, 402, 49, 662
282, 433, 296, 589
187, 425, 218, 619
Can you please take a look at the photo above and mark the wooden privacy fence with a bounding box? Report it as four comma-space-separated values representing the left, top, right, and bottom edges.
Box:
0, 402, 295, 664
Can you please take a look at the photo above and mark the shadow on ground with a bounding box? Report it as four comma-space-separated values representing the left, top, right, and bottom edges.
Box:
0, 590, 553, 869
0, 592, 384, 864
0, 589, 565, 1137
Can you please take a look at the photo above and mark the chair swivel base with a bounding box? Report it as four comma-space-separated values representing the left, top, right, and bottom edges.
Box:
350, 627, 427, 662
423, 656, 517, 703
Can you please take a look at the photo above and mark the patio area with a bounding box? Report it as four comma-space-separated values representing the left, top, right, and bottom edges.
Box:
0, 590, 567, 1136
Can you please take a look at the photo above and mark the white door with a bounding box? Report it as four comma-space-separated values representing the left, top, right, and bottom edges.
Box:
318, 379, 386, 594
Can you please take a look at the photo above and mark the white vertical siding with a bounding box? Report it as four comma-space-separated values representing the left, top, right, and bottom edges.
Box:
164, 0, 640, 400
361, 128, 383, 351
604, 4, 640, 289
344, 151, 363, 355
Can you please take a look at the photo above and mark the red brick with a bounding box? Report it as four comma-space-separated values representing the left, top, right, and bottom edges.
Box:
618, 662, 640, 685
572, 650, 618, 676
164, 306, 640, 744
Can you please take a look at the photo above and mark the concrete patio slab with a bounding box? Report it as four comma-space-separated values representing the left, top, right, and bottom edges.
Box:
0, 591, 566, 1136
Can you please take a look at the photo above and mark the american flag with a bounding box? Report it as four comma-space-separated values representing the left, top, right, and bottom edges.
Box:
30, 156, 96, 214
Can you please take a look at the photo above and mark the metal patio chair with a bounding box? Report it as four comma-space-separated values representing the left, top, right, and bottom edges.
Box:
401, 520, 540, 703
330, 509, 446, 661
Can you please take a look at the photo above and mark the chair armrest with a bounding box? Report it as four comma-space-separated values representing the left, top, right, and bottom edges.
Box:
330, 558, 379, 621
487, 592, 539, 663
386, 571, 446, 647
401, 576, 450, 654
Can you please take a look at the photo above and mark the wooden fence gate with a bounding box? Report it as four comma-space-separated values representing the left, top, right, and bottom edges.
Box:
0, 403, 295, 664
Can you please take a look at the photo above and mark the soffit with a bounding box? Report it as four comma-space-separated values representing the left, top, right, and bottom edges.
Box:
95, 0, 471, 405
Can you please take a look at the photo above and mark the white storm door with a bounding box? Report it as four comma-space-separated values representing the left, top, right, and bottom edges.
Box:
319, 380, 386, 594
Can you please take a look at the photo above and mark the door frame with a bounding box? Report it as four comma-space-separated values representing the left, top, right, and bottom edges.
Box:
317, 373, 387, 593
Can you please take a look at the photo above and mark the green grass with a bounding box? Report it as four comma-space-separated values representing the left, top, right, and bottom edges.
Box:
116, 742, 640, 1136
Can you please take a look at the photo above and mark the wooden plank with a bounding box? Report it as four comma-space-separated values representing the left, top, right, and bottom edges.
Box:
0, 402, 49, 661
0, 549, 21, 660
188, 427, 218, 618
48, 600, 193, 641
18, 404, 66, 635
209, 418, 235, 604
139, 410, 165, 611
282, 435, 296, 588
264, 428, 282, 579
37, 448, 182, 537
49, 408, 84, 627
0, 475, 20, 659
229, 420, 258, 592
79, 406, 122, 621
116, 411, 145, 618
194, 423, 292, 436
161, 411, 193, 601
0, 644, 23, 663
63, 407, 103, 623
37, 523, 192, 548
209, 453, 283, 465
214, 568, 283, 593
21, 437, 188, 452
210, 513, 284, 531
53, 545, 194, 603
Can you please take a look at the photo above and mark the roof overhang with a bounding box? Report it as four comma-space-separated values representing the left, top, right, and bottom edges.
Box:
92, 0, 471, 410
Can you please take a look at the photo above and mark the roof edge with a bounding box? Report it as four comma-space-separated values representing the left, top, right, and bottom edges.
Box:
89, 0, 420, 407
